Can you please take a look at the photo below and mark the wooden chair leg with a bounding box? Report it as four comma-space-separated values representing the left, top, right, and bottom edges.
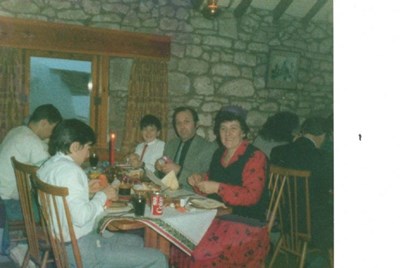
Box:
268, 237, 283, 268
40, 250, 50, 268
299, 242, 308, 268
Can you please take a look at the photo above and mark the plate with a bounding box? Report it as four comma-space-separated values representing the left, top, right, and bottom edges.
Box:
189, 198, 226, 209
105, 202, 133, 213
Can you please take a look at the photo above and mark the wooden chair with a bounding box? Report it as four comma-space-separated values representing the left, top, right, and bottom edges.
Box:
267, 165, 312, 268
1, 159, 32, 253
11, 156, 52, 268
265, 166, 288, 234
31, 173, 83, 268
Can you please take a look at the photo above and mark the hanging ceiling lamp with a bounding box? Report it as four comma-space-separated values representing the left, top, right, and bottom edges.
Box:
208, 0, 218, 14
202, 0, 221, 19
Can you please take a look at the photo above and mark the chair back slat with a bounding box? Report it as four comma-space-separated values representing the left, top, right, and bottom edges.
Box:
267, 164, 312, 268
266, 167, 287, 233
31, 173, 83, 268
11, 156, 52, 267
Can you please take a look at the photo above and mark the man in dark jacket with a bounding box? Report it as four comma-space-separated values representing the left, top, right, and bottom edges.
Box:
270, 117, 333, 251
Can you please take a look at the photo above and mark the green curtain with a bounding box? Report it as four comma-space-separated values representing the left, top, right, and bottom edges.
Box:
0, 47, 25, 142
120, 59, 168, 155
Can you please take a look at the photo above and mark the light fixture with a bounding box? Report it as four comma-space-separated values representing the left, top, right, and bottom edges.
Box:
202, 0, 220, 19
208, 0, 218, 14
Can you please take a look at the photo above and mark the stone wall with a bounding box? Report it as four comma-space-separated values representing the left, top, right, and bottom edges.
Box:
0, 0, 333, 144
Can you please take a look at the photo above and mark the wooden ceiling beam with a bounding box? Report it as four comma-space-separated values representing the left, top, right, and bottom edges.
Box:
302, 0, 328, 24
234, 0, 254, 18
273, 0, 294, 22
0, 16, 170, 60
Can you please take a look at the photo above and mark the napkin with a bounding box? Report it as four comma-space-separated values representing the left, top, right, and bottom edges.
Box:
161, 171, 179, 190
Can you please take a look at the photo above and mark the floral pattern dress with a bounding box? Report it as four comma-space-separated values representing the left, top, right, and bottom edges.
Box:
170, 141, 270, 267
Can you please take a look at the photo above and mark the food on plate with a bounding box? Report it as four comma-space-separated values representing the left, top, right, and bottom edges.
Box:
133, 182, 160, 192
126, 168, 144, 180
89, 171, 101, 180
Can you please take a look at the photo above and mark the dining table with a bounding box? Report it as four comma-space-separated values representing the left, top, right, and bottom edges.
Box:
97, 198, 231, 258
91, 167, 231, 259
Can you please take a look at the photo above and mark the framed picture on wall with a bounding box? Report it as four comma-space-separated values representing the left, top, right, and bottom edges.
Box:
266, 50, 299, 89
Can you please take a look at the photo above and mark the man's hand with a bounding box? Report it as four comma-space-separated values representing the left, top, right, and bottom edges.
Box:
188, 173, 204, 187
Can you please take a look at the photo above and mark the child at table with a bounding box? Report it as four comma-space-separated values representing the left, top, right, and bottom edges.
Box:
37, 119, 167, 267
127, 114, 165, 172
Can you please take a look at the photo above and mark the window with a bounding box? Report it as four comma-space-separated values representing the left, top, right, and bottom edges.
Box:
24, 51, 109, 150
30, 56, 92, 125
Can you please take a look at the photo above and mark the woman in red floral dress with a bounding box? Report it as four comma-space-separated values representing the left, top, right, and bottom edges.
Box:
175, 106, 270, 267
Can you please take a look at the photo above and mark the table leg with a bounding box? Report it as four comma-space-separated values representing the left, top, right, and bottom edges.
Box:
144, 226, 170, 258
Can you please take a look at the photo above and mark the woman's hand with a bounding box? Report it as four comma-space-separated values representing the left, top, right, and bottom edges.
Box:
196, 181, 220, 195
188, 173, 203, 187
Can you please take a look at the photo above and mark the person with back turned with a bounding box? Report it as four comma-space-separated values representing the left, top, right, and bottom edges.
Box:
0, 104, 62, 255
270, 117, 333, 263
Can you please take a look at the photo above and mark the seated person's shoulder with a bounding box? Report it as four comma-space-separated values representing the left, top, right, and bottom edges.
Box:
270, 142, 289, 155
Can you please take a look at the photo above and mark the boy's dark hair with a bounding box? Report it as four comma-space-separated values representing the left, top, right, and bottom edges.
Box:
28, 104, 62, 124
49, 119, 96, 156
140, 114, 162, 131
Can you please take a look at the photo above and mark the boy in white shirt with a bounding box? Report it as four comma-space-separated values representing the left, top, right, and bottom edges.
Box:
37, 119, 167, 267
128, 115, 165, 172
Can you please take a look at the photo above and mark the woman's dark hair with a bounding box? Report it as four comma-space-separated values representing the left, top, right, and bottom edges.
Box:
140, 114, 162, 131
49, 119, 96, 156
213, 106, 250, 143
259, 111, 299, 142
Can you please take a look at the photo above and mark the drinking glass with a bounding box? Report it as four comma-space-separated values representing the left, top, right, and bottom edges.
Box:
89, 153, 99, 169
132, 194, 146, 216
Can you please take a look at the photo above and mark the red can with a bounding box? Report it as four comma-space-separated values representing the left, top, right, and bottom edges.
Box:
151, 191, 164, 217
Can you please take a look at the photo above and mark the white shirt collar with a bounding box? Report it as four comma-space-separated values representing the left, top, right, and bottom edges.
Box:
303, 134, 317, 147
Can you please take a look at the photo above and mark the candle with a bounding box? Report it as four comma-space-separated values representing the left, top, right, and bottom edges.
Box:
109, 132, 116, 166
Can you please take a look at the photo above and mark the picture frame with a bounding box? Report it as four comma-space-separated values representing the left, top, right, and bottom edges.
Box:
266, 50, 300, 89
